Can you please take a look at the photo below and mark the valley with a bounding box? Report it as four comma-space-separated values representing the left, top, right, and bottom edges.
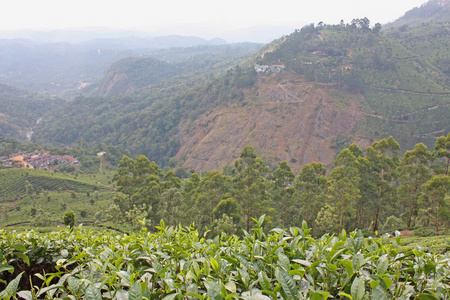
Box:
0, 0, 450, 298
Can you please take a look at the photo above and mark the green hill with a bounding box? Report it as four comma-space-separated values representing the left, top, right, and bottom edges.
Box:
388, 22, 450, 76
385, 0, 450, 28
94, 43, 262, 97
31, 44, 261, 166
0, 167, 116, 229
0, 85, 65, 140
254, 22, 450, 149
0, 168, 102, 200
32, 20, 450, 171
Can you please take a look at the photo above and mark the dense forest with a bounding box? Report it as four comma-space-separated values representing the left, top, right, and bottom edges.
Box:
102, 134, 450, 237
29, 20, 450, 171
0, 85, 65, 139
31, 64, 257, 167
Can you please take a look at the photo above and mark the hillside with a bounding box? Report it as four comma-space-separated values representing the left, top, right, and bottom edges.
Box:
175, 72, 366, 171
0, 85, 65, 140
173, 22, 450, 171
95, 43, 261, 97
0, 168, 116, 229
0, 35, 230, 96
31, 44, 262, 165
32, 21, 450, 172
0, 168, 101, 199
385, 0, 450, 28
387, 23, 450, 76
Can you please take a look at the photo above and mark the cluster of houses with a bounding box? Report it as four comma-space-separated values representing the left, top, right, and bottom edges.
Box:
254, 64, 285, 74
0, 150, 79, 170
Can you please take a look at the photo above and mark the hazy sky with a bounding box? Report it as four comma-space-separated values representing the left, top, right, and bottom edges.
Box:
1, 0, 427, 41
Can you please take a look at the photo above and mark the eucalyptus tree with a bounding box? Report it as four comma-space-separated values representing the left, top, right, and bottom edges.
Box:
268, 161, 295, 228
233, 146, 270, 231
434, 132, 450, 175
132, 155, 164, 207
191, 171, 233, 231
113, 155, 137, 206
113, 155, 166, 225
158, 188, 183, 227
162, 170, 181, 190
327, 146, 362, 231
419, 174, 450, 235
294, 162, 327, 232
398, 143, 434, 227
365, 136, 400, 231
345, 143, 378, 229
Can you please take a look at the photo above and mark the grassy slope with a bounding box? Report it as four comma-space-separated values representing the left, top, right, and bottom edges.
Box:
0, 168, 115, 228
262, 25, 450, 151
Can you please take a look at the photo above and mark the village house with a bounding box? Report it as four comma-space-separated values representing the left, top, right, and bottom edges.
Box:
254, 64, 285, 74
1, 150, 79, 170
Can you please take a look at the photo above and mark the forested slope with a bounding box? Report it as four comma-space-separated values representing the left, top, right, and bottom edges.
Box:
33, 19, 450, 172
32, 45, 261, 166
0, 85, 65, 140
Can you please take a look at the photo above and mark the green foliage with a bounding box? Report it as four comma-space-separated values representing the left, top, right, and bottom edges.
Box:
63, 211, 75, 228
434, 132, 450, 175
0, 223, 449, 299
420, 174, 450, 235
383, 215, 407, 232
0, 168, 100, 200
3, 136, 450, 242
32, 45, 260, 167
0, 85, 65, 140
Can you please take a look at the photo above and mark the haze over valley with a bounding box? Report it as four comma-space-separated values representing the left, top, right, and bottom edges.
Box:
1, 2, 450, 297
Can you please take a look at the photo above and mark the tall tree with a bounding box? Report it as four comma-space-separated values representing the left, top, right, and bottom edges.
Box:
113, 155, 136, 206
434, 133, 450, 176
419, 174, 450, 235
398, 143, 433, 227
327, 147, 361, 230
365, 137, 400, 231
158, 188, 182, 227
233, 146, 270, 231
192, 171, 232, 230
294, 162, 327, 231
268, 161, 295, 228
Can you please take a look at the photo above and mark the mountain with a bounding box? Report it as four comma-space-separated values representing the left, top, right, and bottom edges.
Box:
0, 29, 228, 45
386, 0, 450, 77
31, 21, 450, 172
30, 43, 262, 165
94, 43, 262, 97
385, 0, 450, 28
95, 57, 177, 97
0, 35, 228, 96
172, 22, 450, 171
0, 84, 65, 140
0, 39, 136, 95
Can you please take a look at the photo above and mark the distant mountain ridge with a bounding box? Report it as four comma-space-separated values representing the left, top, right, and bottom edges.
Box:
8, 2, 450, 172
0, 35, 228, 96
386, 0, 450, 28
94, 43, 262, 97
32, 21, 450, 171
0, 29, 228, 45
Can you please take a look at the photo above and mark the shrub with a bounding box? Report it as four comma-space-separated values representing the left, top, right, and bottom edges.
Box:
63, 211, 75, 228
383, 215, 406, 232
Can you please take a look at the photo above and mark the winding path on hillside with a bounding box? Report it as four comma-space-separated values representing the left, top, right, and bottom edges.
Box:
364, 84, 450, 96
